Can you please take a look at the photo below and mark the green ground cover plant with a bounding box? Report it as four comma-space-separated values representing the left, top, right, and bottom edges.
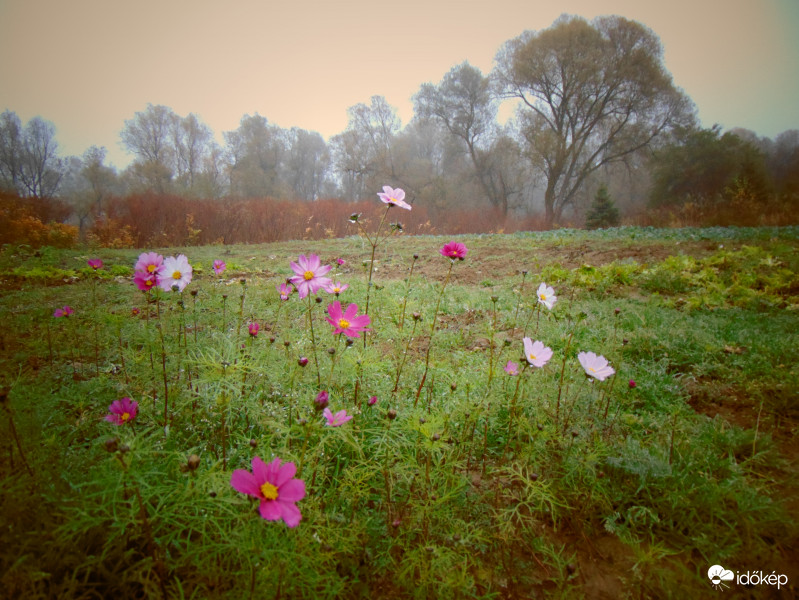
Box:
1, 224, 797, 599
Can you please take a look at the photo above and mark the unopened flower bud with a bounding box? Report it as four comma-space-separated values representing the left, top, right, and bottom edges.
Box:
628, 379, 636, 389
419, 417, 426, 424
249, 439, 258, 448
314, 390, 329, 411
521, 269, 528, 276
413, 254, 419, 260
392, 518, 401, 528
614, 308, 621, 315
412, 312, 421, 321
187, 454, 201, 471
240, 278, 246, 285
315, 296, 323, 304
209, 490, 217, 498
491, 295, 498, 303
345, 338, 354, 347
368, 396, 377, 406
327, 347, 336, 355
622, 338, 629, 346
298, 356, 309, 367
298, 418, 307, 426
222, 294, 228, 300
567, 563, 577, 575
432, 433, 440, 442
387, 408, 397, 420
119, 443, 130, 454
104, 437, 119, 453
571, 430, 579, 438
190, 289, 198, 297
269, 336, 275, 344
283, 340, 290, 348
450, 383, 457, 391
597, 471, 605, 479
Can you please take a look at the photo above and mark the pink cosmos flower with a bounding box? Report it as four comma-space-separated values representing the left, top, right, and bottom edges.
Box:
134, 271, 157, 292
326, 301, 371, 338
105, 397, 138, 425
523, 338, 553, 368
578, 351, 616, 381
629, 379, 637, 389
230, 456, 306, 527
289, 254, 332, 299
53, 305, 74, 318
248, 322, 260, 337
158, 254, 193, 292
377, 185, 412, 210
277, 282, 293, 301
368, 395, 378, 406
440, 241, 468, 260
134, 252, 164, 276
504, 360, 519, 376
323, 407, 353, 427
87, 259, 103, 270
536, 283, 557, 310
131, 307, 141, 316
325, 280, 349, 296
336, 258, 346, 266
213, 260, 226, 275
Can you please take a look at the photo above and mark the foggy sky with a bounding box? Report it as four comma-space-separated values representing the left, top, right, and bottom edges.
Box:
1, 0, 797, 169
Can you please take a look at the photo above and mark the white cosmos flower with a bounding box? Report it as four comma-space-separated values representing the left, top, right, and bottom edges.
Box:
158, 254, 193, 292
577, 351, 615, 381
536, 282, 557, 309
523, 337, 553, 368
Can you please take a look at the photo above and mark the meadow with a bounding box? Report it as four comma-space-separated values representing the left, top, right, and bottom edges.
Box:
1, 221, 798, 599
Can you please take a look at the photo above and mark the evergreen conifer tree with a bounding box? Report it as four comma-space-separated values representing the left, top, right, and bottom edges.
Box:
585, 184, 620, 229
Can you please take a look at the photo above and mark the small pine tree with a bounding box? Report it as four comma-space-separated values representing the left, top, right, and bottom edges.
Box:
585, 184, 620, 229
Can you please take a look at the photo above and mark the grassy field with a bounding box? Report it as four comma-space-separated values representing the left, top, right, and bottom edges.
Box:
1, 225, 798, 599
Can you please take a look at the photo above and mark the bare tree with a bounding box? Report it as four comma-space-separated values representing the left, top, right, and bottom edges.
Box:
120, 104, 176, 192
493, 15, 695, 225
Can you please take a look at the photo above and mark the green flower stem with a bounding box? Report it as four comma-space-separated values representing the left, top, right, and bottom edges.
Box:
397, 254, 418, 331
415, 259, 454, 408
306, 295, 321, 387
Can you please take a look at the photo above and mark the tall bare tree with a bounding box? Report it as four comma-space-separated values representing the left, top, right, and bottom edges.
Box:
493, 15, 695, 225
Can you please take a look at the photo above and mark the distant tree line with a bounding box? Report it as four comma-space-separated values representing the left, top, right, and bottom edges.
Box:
1, 13, 797, 242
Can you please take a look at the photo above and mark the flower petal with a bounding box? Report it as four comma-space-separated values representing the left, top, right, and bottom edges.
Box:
259, 499, 282, 521
277, 478, 306, 502
278, 500, 302, 527
231, 469, 261, 497
274, 461, 297, 487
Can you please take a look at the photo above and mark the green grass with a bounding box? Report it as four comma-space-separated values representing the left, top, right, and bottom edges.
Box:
1, 226, 798, 599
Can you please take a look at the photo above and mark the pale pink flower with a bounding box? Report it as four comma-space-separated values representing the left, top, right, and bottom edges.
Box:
440, 241, 468, 260
326, 301, 371, 338
213, 260, 226, 275
504, 360, 519, 376
523, 338, 553, 368
158, 254, 193, 292
105, 397, 138, 425
289, 254, 332, 299
323, 407, 353, 427
325, 280, 349, 296
536, 283, 557, 310
578, 351, 615, 381
134, 252, 163, 276
377, 185, 412, 210
277, 282, 293, 301
230, 456, 305, 527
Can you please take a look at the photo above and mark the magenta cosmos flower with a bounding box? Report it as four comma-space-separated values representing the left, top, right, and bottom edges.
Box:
440, 241, 468, 260
326, 301, 371, 338
248, 322, 260, 337
377, 185, 412, 210
158, 254, 193, 292
230, 456, 306, 527
323, 407, 353, 427
105, 397, 138, 425
134, 252, 163, 276
578, 351, 615, 381
289, 254, 332, 299
53, 305, 74, 318
523, 338, 553, 368
87, 259, 103, 270
536, 283, 557, 310
213, 260, 226, 275
134, 271, 157, 292
277, 282, 293, 301
325, 280, 349, 296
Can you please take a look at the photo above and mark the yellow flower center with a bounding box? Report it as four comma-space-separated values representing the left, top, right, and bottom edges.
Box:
529, 354, 536, 361
260, 481, 279, 500
539, 293, 546, 300
333, 287, 340, 293
338, 319, 350, 329
303, 270, 314, 281
145, 279, 153, 287
450, 250, 457, 256
172, 270, 182, 280
121, 412, 130, 422
589, 367, 596, 372
147, 264, 156, 273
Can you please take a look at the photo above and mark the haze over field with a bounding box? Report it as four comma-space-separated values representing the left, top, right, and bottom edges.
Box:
1, 0, 797, 168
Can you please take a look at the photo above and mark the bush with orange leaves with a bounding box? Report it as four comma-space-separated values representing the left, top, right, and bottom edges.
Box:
0, 192, 77, 248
